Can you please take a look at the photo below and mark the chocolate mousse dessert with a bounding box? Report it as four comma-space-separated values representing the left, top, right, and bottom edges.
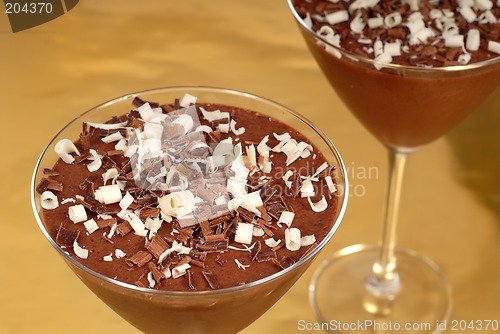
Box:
294, 0, 499, 66
36, 94, 339, 291
291, 0, 500, 148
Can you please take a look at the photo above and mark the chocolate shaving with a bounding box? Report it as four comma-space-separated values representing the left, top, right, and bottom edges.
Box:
199, 220, 213, 236
207, 129, 221, 143
139, 207, 160, 220
190, 259, 205, 268
255, 251, 277, 263
271, 256, 296, 270
202, 270, 221, 290
176, 256, 192, 267
256, 219, 275, 237
80, 123, 91, 152
271, 242, 285, 252
196, 239, 228, 253
106, 150, 124, 157
46, 179, 63, 192
77, 195, 118, 215
136, 195, 157, 207
191, 251, 207, 262
222, 215, 237, 237
78, 176, 95, 191
178, 217, 198, 229
208, 214, 232, 226
147, 262, 166, 283
260, 183, 277, 203
196, 188, 218, 203
160, 103, 175, 113
96, 218, 117, 229
116, 222, 133, 236
280, 196, 294, 213
251, 240, 262, 262
127, 118, 144, 129
36, 178, 62, 194
74, 152, 92, 164
210, 204, 230, 218
204, 234, 226, 243
256, 206, 272, 222
291, 175, 302, 199
132, 96, 147, 108
266, 202, 285, 220
35, 178, 50, 194
55, 223, 79, 247
101, 155, 117, 170
43, 168, 60, 177
237, 207, 255, 222
126, 251, 153, 267
177, 229, 194, 243
187, 270, 196, 290
146, 235, 170, 259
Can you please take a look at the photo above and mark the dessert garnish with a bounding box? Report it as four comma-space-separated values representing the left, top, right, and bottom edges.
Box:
294, 0, 500, 67
38, 94, 338, 290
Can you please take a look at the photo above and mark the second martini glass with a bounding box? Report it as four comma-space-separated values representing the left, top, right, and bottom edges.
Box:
289, 1, 500, 332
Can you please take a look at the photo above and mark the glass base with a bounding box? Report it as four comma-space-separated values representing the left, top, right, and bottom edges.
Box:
310, 244, 453, 334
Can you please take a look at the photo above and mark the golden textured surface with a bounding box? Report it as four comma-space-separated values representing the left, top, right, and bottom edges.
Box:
0, 1, 499, 333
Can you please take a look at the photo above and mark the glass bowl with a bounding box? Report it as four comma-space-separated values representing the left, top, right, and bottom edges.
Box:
31, 86, 349, 334
288, 0, 500, 150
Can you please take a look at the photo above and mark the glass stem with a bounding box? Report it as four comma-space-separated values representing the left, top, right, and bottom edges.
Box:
364, 149, 408, 316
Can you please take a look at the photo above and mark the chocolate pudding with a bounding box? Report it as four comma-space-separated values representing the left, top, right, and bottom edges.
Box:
292, 0, 500, 149
36, 94, 339, 292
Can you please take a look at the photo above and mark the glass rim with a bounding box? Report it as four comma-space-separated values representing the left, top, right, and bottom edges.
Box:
287, 0, 500, 73
31, 85, 349, 296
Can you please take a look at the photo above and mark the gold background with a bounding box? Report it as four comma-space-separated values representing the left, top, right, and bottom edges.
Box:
0, 1, 498, 333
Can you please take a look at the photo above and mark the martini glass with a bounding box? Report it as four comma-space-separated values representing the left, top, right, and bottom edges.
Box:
31, 86, 348, 334
289, 1, 500, 332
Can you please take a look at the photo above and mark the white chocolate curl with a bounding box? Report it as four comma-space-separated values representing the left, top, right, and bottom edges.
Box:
285, 228, 301, 251
466, 29, 480, 51
86, 121, 127, 130
172, 263, 191, 279
325, 176, 337, 194
158, 190, 195, 218
282, 170, 294, 188
301, 235, 317, 247
86, 149, 102, 172
230, 119, 246, 135
488, 41, 500, 55
83, 218, 99, 234
384, 12, 402, 27
445, 35, 464, 48
234, 222, 254, 245
68, 204, 87, 223
73, 240, 88, 259
119, 192, 134, 210
179, 93, 197, 107
102, 168, 119, 185
55, 139, 81, 164
265, 238, 281, 248
41, 191, 59, 209
308, 196, 328, 213
277, 211, 295, 228
94, 184, 123, 205
325, 10, 349, 25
